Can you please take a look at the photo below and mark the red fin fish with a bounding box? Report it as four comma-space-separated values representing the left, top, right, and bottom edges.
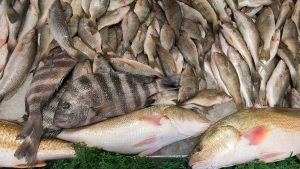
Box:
133, 135, 156, 147
140, 115, 165, 125
244, 126, 269, 145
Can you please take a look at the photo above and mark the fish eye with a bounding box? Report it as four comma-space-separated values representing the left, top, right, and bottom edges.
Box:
62, 101, 70, 109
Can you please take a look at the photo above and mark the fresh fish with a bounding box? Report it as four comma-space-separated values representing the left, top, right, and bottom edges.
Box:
106, 26, 119, 52
136, 53, 149, 65
97, 6, 130, 30
37, 0, 55, 27
62, 2, 73, 22
234, 10, 260, 68
122, 11, 140, 48
0, 30, 36, 101
134, 0, 150, 23
89, 0, 109, 24
0, 44, 8, 78
78, 17, 102, 53
288, 88, 300, 108
189, 108, 300, 169
93, 56, 114, 73
227, 47, 253, 107
109, 58, 164, 77
171, 47, 184, 74
178, 65, 199, 102
73, 36, 98, 60
183, 89, 232, 107
269, 29, 281, 63
292, 0, 300, 36
160, 23, 175, 51
70, 0, 83, 17
256, 7, 275, 62
0, 15, 8, 48
237, 0, 272, 8
151, 90, 178, 105
213, 52, 242, 109
266, 60, 290, 107
208, 0, 231, 23
72, 60, 92, 81
219, 32, 229, 56
181, 19, 203, 41
130, 25, 147, 56
81, 0, 91, 16
0, 0, 19, 23
57, 105, 210, 156
108, 0, 134, 11
15, 48, 76, 164
156, 44, 177, 77
192, 0, 218, 32
282, 19, 299, 59
17, 4, 38, 42
0, 120, 74, 168
225, 0, 238, 10
275, 0, 295, 29
177, 1, 208, 29
244, 6, 263, 17
53, 72, 179, 128
144, 24, 158, 67
161, 0, 182, 37
220, 22, 255, 74
48, 0, 78, 58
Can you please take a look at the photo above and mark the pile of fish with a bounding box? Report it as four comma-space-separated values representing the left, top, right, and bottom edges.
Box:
0, 0, 300, 168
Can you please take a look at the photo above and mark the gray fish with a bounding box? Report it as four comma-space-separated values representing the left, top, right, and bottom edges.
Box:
108, 0, 134, 11
292, 0, 300, 36
93, 56, 114, 73
73, 36, 98, 60
97, 6, 130, 31
15, 47, 77, 164
0, 15, 8, 48
81, 0, 91, 17
0, 44, 8, 78
171, 47, 184, 74
131, 24, 147, 56
89, 0, 109, 24
269, 0, 281, 20
208, 0, 231, 23
17, 4, 38, 42
134, 0, 150, 23
160, 23, 175, 51
136, 53, 149, 65
161, 0, 182, 37
181, 19, 203, 41
72, 60, 92, 81
178, 65, 199, 102
156, 43, 177, 77
122, 11, 140, 48
53, 72, 179, 128
37, 0, 55, 27
275, 0, 294, 29
0, 0, 19, 23
237, 0, 272, 8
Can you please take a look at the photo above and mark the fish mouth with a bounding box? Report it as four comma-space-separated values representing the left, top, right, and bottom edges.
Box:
53, 117, 76, 129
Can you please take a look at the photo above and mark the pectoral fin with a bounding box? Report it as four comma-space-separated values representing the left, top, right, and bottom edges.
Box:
244, 126, 269, 145
133, 135, 156, 147
15, 161, 46, 168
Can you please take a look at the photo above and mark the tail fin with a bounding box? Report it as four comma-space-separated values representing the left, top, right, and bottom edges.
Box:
6, 8, 19, 23
259, 49, 270, 62
157, 75, 180, 92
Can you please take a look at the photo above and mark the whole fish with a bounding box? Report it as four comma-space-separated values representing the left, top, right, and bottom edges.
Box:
0, 30, 36, 101
53, 72, 179, 128
57, 105, 210, 156
266, 60, 290, 107
73, 36, 98, 60
130, 24, 147, 56
0, 15, 8, 47
189, 108, 300, 169
108, 0, 134, 11
89, 0, 109, 24
48, 0, 78, 58
0, 44, 8, 78
208, 0, 231, 23
178, 65, 199, 102
0, 120, 74, 168
219, 32, 229, 56
160, 23, 175, 51
0, 0, 19, 23
17, 4, 38, 42
171, 47, 184, 74
161, 0, 182, 37
151, 90, 178, 105
97, 6, 130, 30
292, 0, 300, 36
227, 47, 253, 108
134, 0, 150, 23
282, 20, 299, 59
275, 0, 295, 29
181, 19, 203, 41
37, 0, 55, 27
237, 0, 272, 8
156, 43, 177, 77
136, 53, 149, 65
144, 25, 158, 67
15, 48, 76, 164
121, 11, 140, 48
269, 29, 281, 63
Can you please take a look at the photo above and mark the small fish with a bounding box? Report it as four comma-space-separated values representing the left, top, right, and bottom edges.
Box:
181, 19, 203, 41
17, 4, 38, 42
136, 53, 149, 65
122, 11, 140, 48
0, 44, 8, 78
37, 0, 56, 27
266, 60, 290, 107
156, 44, 177, 77
288, 88, 300, 108
68, 15, 80, 37
178, 65, 199, 102
57, 105, 210, 156
70, 0, 83, 17
183, 89, 232, 107
171, 47, 184, 74
97, 6, 130, 30
144, 25, 158, 67
189, 108, 300, 169
151, 90, 178, 105
219, 32, 229, 56
244, 6, 263, 17
269, 0, 281, 20
160, 23, 175, 51
275, 0, 295, 29
108, 0, 134, 11
73, 36, 98, 60
161, 0, 182, 37
292, 0, 300, 36
282, 19, 299, 59
134, 0, 150, 23
0, 0, 19, 23
208, 0, 231, 23
93, 56, 114, 73
131, 25, 147, 57
89, 0, 109, 24
225, 0, 238, 10
0, 15, 8, 48
0, 120, 74, 168
269, 29, 281, 63
109, 58, 164, 77
237, 0, 272, 8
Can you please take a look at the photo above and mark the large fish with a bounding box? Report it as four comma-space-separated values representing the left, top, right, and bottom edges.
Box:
53, 72, 179, 128
189, 108, 300, 169
15, 48, 77, 164
0, 120, 75, 168
57, 105, 210, 156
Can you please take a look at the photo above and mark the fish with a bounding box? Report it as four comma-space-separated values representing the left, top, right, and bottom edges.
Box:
108, 0, 134, 11
73, 36, 98, 60
0, 30, 36, 101
282, 19, 299, 59
266, 60, 290, 107
181, 19, 203, 41
136, 53, 149, 65
81, 0, 91, 16
0, 15, 8, 48
244, 6, 263, 17
144, 24, 158, 67
156, 43, 177, 77
171, 47, 184, 74
134, 0, 150, 23
97, 6, 130, 30
292, 0, 300, 36
288, 88, 300, 108
213, 52, 243, 109
0, 44, 8, 78
161, 0, 182, 37
178, 65, 199, 102
62, 2, 73, 22
237, 0, 272, 8
57, 105, 210, 156
192, 0, 218, 32
208, 0, 231, 23
269, 29, 281, 63
89, 0, 109, 25
53, 72, 179, 128
70, 0, 83, 17
15, 47, 77, 164
275, 0, 294, 29
17, 4, 38, 42
151, 90, 178, 105
0, 120, 74, 168
37, 0, 56, 27
226, 0, 238, 10
160, 23, 175, 51
121, 11, 140, 48
109, 58, 164, 77
0, 0, 19, 23
189, 108, 300, 169
72, 60, 92, 81
227, 47, 253, 108
48, 0, 78, 58
68, 15, 80, 37
93, 56, 114, 73
256, 7, 275, 62
234, 10, 260, 68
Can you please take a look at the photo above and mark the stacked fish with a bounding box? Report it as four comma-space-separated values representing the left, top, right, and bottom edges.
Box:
0, 0, 300, 168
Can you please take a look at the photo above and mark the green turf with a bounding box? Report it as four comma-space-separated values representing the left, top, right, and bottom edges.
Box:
46, 144, 300, 169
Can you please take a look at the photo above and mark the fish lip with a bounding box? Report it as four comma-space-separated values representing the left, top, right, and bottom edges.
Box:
53, 117, 73, 128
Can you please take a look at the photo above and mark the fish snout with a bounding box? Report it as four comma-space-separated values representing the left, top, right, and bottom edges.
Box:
53, 115, 76, 128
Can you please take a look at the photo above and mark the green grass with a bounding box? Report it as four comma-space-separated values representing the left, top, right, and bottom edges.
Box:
46, 144, 300, 169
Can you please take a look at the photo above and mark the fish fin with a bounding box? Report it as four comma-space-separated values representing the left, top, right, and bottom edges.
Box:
133, 135, 157, 147
6, 7, 19, 23
260, 152, 284, 162
140, 114, 165, 126
138, 148, 160, 157
259, 49, 270, 62
14, 161, 47, 168
244, 126, 268, 145
159, 75, 181, 88
144, 97, 156, 107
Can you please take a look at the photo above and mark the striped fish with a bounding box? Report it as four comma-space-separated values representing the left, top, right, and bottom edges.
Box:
15, 47, 77, 164
53, 72, 179, 128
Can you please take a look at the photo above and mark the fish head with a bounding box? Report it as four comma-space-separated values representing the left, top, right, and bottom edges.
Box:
54, 90, 96, 128
189, 125, 244, 169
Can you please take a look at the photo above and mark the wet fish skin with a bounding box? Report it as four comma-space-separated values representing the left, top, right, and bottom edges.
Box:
151, 90, 178, 105
54, 72, 179, 128
275, 0, 295, 29
189, 108, 300, 169
72, 60, 92, 80
97, 6, 130, 31
131, 24, 147, 57
136, 53, 149, 65
134, 0, 150, 23
0, 44, 8, 78
160, 23, 175, 51
208, 0, 231, 23
171, 47, 184, 74
108, 0, 134, 11
244, 6, 263, 17
57, 105, 210, 156
181, 19, 203, 41
122, 11, 140, 48
0, 0, 19, 23
68, 15, 80, 38
269, 29, 281, 64
156, 44, 177, 77
93, 56, 114, 73
73, 36, 98, 60
81, 0, 91, 17
0, 120, 75, 168
161, 0, 182, 37
17, 4, 38, 42
0, 15, 8, 48
144, 24, 158, 67
48, 0, 78, 58
89, 0, 109, 24
282, 19, 299, 59
37, 0, 55, 27
266, 60, 290, 107
237, 0, 272, 8
178, 65, 199, 102
292, 0, 300, 36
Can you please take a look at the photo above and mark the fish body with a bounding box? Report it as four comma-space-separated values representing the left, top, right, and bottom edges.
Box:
208, 0, 231, 23
134, 0, 150, 23
37, 0, 56, 27
0, 15, 8, 47
190, 108, 300, 169
97, 6, 130, 30
275, 0, 295, 29
108, 0, 134, 11
57, 105, 210, 156
121, 11, 140, 48
160, 23, 175, 51
292, 0, 300, 36
89, 0, 109, 24
54, 72, 179, 128
178, 65, 199, 102
0, 44, 8, 78
131, 24, 147, 57
237, 0, 272, 8
161, 0, 182, 37
156, 44, 177, 77
0, 0, 19, 23
17, 4, 38, 42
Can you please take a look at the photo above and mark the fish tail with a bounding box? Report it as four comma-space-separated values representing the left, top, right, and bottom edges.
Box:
259, 49, 270, 62
257, 89, 267, 106
6, 7, 19, 23
157, 75, 180, 91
